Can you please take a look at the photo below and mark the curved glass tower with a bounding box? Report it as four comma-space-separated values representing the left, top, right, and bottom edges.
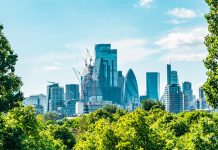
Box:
123, 69, 139, 105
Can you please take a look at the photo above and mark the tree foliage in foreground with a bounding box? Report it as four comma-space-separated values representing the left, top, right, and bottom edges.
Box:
0, 24, 23, 112
1, 106, 218, 150
203, 0, 218, 109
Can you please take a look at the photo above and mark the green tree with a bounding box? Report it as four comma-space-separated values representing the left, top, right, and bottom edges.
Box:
203, 0, 218, 109
0, 24, 23, 112
141, 100, 165, 111
48, 125, 76, 149
113, 109, 165, 150
0, 106, 66, 150
44, 112, 58, 122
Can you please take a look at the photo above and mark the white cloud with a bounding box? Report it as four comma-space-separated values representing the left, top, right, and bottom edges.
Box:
167, 19, 186, 25
155, 27, 208, 50
155, 27, 208, 62
112, 38, 159, 65
167, 8, 196, 19
44, 65, 60, 71
136, 0, 154, 8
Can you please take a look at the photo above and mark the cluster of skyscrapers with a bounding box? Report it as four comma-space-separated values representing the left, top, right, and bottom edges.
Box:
160, 64, 209, 113
23, 43, 210, 116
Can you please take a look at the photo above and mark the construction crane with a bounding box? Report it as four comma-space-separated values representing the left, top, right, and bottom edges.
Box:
86, 48, 93, 65
73, 68, 81, 84
73, 68, 85, 101
47, 81, 57, 84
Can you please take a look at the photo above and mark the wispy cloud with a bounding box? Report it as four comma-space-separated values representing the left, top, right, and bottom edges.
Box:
167, 19, 187, 25
155, 27, 207, 50
135, 0, 154, 8
160, 53, 206, 62
155, 27, 208, 62
112, 38, 159, 65
44, 65, 60, 71
167, 8, 197, 24
167, 8, 197, 19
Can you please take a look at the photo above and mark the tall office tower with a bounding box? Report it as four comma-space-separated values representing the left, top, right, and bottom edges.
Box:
65, 84, 79, 116
65, 84, 80, 101
146, 72, 160, 101
167, 64, 171, 85
199, 87, 208, 109
164, 84, 183, 113
182, 81, 193, 111
95, 44, 118, 87
47, 83, 64, 112
117, 71, 125, 104
171, 70, 178, 84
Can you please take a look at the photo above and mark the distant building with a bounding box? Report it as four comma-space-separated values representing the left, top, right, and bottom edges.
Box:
146, 72, 160, 101
167, 64, 171, 85
81, 44, 120, 104
195, 99, 201, 110
182, 81, 193, 111
162, 64, 183, 113
117, 71, 125, 104
47, 83, 64, 112
171, 70, 178, 84
164, 84, 183, 113
62, 100, 76, 117
123, 69, 139, 110
65, 84, 80, 101
76, 101, 84, 115
23, 94, 46, 114
95, 44, 118, 87
199, 87, 209, 110
75, 101, 113, 115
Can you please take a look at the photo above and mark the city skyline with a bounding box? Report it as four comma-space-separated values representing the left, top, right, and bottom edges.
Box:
0, 0, 208, 97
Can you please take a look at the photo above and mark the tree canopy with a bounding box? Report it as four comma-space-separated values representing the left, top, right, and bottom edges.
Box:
203, 0, 218, 109
0, 24, 23, 112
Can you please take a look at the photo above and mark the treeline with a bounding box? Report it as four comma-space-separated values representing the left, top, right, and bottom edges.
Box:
72, 106, 218, 149
0, 104, 218, 149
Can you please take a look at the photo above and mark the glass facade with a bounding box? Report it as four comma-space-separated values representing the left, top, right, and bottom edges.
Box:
182, 81, 193, 111
65, 84, 80, 101
167, 64, 171, 85
146, 72, 160, 101
47, 83, 64, 111
123, 69, 139, 105
165, 84, 183, 113
171, 70, 178, 84
95, 44, 118, 87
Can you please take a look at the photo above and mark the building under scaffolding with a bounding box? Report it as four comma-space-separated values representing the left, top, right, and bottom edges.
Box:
80, 44, 139, 110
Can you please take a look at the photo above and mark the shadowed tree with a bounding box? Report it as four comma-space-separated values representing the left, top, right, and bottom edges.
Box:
203, 0, 218, 109
0, 24, 23, 112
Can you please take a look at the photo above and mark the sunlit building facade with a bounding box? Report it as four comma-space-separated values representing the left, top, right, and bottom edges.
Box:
123, 69, 139, 110
146, 72, 160, 101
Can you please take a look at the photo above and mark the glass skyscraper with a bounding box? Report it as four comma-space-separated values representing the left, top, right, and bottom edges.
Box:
95, 44, 118, 87
47, 83, 64, 112
163, 64, 183, 113
123, 69, 139, 110
167, 64, 171, 85
171, 70, 178, 84
164, 84, 183, 113
182, 81, 193, 111
65, 84, 80, 101
146, 72, 160, 101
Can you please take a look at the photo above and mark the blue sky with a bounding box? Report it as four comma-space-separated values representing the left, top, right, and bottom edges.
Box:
0, 0, 209, 98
